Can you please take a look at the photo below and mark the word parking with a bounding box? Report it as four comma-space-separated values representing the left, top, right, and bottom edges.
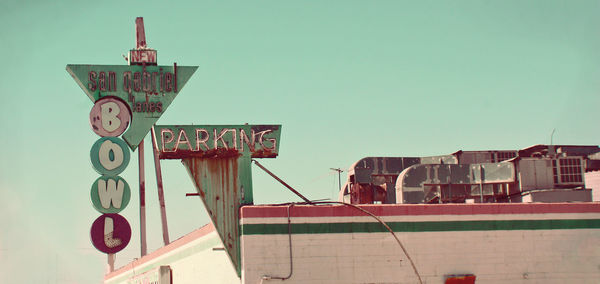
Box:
155, 125, 281, 159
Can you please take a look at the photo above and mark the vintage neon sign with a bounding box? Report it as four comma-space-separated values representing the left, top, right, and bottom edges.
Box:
154, 125, 281, 159
69, 17, 198, 262
152, 124, 282, 275
88, 97, 133, 254
87, 69, 178, 94
67, 64, 197, 150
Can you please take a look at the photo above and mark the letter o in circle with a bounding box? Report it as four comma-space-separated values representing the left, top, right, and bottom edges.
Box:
90, 137, 130, 175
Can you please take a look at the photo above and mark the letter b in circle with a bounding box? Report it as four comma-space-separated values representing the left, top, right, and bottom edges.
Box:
90, 97, 131, 137
90, 137, 130, 175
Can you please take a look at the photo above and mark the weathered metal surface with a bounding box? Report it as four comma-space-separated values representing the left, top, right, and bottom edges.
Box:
454, 150, 517, 164
519, 144, 600, 158
66, 64, 198, 150
154, 125, 281, 159
151, 127, 170, 245
162, 124, 279, 275
343, 151, 518, 204
345, 156, 458, 204
181, 154, 253, 276
346, 146, 600, 204
135, 17, 147, 49
128, 18, 158, 66
139, 140, 147, 256
476, 162, 515, 183
395, 163, 516, 203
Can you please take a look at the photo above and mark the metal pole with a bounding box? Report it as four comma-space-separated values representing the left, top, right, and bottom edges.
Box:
330, 168, 343, 191
107, 253, 115, 273
479, 164, 484, 203
138, 139, 147, 256
151, 126, 170, 245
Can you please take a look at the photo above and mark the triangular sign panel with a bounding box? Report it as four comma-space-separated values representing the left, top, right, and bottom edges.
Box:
66, 64, 197, 150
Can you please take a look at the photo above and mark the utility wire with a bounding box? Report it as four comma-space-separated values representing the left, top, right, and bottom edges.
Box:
252, 161, 423, 284
311, 201, 423, 284
261, 204, 295, 282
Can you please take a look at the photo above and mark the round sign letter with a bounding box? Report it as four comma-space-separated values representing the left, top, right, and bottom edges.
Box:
90, 214, 131, 254
90, 137, 130, 175
90, 97, 131, 137
90, 176, 131, 214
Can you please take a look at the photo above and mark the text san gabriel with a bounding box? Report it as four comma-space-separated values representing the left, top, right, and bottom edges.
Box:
87, 66, 179, 113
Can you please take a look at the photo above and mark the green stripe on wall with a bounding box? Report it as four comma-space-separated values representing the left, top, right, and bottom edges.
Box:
241, 219, 600, 235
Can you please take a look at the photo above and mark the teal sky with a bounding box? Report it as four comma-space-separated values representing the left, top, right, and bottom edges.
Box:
1, 1, 599, 283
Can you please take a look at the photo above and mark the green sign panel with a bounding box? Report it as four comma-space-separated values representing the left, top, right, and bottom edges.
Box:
67, 64, 198, 150
154, 125, 281, 159
90, 137, 131, 176
90, 175, 131, 214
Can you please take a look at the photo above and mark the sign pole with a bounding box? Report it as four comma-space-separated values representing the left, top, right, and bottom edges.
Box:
138, 139, 147, 256
107, 253, 115, 273
68, 16, 197, 265
151, 126, 170, 245
132, 17, 151, 258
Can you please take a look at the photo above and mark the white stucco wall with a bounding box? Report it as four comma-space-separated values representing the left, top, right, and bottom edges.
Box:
105, 226, 239, 284
585, 171, 600, 201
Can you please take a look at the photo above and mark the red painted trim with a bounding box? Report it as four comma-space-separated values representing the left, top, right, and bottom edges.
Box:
240, 203, 600, 219
104, 223, 215, 280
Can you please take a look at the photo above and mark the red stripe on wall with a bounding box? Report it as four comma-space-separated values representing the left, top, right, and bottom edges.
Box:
240, 203, 600, 218
105, 222, 216, 280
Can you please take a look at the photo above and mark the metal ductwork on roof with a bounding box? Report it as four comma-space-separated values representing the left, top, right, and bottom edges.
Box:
395, 162, 515, 204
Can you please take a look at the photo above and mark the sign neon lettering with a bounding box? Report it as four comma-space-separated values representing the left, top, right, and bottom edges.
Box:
154, 125, 281, 159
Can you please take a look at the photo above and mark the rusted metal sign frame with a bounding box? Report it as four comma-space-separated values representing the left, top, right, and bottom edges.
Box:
152, 124, 281, 276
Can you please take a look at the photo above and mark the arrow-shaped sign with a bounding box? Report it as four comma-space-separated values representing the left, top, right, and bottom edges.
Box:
67, 64, 197, 150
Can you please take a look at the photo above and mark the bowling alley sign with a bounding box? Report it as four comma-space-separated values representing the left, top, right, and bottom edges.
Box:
67, 17, 197, 255
67, 64, 197, 254
87, 98, 133, 254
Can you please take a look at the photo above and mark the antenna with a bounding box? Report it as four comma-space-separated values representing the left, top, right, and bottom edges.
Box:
330, 168, 344, 192
550, 128, 556, 145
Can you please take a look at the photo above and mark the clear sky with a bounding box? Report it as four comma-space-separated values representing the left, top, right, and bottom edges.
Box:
1, 1, 599, 283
